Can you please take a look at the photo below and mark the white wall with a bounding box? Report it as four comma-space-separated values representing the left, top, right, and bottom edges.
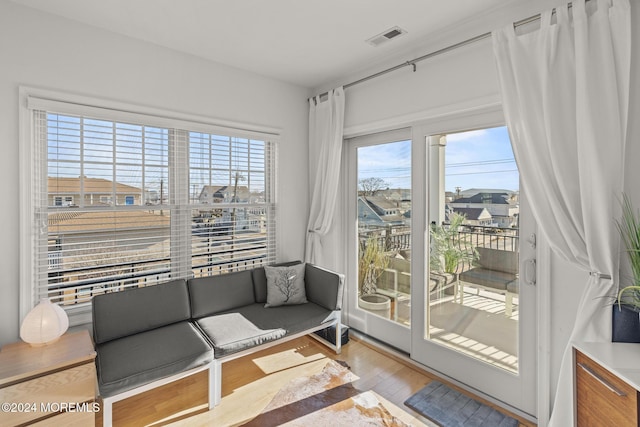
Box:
315, 0, 640, 421
0, 0, 310, 346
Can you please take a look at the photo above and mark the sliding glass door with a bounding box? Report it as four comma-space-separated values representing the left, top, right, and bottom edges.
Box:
344, 107, 537, 417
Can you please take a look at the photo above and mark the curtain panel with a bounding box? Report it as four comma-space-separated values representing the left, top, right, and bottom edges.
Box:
305, 87, 345, 267
492, 0, 630, 425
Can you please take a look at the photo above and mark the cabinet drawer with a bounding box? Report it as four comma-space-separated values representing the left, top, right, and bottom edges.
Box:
0, 362, 96, 426
575, 350, 637, 427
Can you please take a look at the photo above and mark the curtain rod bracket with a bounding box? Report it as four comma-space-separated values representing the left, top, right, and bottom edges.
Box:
407, 61, 416, 72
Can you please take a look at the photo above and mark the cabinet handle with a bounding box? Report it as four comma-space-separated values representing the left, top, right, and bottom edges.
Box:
577, 362, 627, 397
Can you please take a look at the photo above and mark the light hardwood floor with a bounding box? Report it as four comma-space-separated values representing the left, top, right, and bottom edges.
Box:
99, 334, 536, 426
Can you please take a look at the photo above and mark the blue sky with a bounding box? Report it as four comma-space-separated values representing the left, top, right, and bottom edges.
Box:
357, 126, 519, 192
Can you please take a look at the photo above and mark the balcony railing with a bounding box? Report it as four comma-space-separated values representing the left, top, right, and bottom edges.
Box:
46, 246, 268, 306
359, 224, 519, 254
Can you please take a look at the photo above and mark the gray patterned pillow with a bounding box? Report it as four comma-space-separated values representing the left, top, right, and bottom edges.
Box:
264, 263, 308, 307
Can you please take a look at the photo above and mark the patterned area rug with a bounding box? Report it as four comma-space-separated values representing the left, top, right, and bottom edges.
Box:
404, 381, 518, 427
242, 360, 412, 426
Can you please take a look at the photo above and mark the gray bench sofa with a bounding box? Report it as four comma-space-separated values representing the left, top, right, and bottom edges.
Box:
92, 262, 344, 426
457, 247, 519, 316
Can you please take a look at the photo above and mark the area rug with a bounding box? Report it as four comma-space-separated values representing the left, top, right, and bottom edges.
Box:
404, 381, 518, 427
242, 359, 412, 426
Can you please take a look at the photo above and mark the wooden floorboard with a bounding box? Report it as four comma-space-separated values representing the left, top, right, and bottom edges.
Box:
98, 335, 536, 426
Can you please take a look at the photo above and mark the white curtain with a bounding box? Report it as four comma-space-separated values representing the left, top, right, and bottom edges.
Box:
305, 87, 345, 266
492, 0, 630, 425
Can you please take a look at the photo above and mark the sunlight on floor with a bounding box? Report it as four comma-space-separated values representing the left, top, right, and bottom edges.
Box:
429, 290, 519, 373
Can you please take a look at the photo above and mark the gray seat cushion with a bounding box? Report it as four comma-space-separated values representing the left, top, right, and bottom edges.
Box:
224, 302, 334, 337
459, 267, 514, 291
96, 321, 213, 397
196, 313, 286, 357
507, 279, 519, 294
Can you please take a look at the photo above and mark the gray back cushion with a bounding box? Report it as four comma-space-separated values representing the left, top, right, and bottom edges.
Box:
305, 264, 344, 311
92, 279, 190, 344
188, 270, 255, 318
476, 247, 519, 275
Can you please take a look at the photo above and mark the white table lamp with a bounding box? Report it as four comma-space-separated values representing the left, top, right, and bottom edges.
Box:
20, 298, 69, 347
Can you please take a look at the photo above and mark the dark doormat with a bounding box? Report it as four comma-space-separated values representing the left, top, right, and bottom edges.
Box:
404, 381, 519, 427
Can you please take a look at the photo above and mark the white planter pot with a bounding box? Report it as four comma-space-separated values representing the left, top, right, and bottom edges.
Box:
358, 293, 391, 319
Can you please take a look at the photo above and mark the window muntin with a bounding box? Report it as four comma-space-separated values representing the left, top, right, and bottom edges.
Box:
33, 109, 276, 319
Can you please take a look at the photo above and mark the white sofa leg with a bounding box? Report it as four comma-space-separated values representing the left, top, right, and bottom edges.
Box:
102, 398, 113, 427
334, 322, 342, 355
211, 360, 222, 407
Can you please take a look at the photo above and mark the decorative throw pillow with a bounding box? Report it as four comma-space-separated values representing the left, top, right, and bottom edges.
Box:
264, 263, 308, 307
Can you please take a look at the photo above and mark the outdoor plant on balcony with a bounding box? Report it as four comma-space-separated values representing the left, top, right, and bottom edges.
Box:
358, 235, 389, 295
429, 212, 477, 275
616, 194, 640, 310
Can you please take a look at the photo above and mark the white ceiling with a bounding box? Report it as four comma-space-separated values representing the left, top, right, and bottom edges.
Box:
11, 0, 531, 88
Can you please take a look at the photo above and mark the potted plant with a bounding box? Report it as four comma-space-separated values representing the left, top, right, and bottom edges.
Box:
429, 213, 477, 295
613, 194, 640, 342
358, 235, 391, 318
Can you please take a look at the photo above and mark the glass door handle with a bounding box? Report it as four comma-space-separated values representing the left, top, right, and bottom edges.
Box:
524, 258, 536, 286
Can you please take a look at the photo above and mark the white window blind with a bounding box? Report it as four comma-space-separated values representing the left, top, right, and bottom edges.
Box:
26, 100, 277, 323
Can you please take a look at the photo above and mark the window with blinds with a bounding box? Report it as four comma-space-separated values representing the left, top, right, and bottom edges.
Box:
28, 102, 276, 320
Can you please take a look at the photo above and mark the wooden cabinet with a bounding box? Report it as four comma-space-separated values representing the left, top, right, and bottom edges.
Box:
575, 349, 638, 427
0, 330, 97, 427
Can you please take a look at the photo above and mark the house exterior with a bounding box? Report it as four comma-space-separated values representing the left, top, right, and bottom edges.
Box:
449, 190, 519, 228
448, 207, 492, 226
198, 185, 251, 204
358, 196, 407, 228
48, 177, 143, 207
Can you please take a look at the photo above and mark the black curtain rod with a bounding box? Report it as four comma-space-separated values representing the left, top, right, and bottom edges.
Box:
311, 2, 578, 101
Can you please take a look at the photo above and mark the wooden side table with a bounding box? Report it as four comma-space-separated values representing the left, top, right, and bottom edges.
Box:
0, 330, 97, 427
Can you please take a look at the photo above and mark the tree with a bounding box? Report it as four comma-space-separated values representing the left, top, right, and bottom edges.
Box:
359, 177, 388, 196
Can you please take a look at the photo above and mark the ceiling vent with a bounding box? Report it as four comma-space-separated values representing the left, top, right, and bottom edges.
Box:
366, 26, 408, 47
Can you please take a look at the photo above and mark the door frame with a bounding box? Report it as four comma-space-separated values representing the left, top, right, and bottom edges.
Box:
343, 127, 413, 352
341, 100, 550, 424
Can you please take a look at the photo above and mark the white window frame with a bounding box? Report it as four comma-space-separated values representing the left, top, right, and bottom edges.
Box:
19, 87, 281, 326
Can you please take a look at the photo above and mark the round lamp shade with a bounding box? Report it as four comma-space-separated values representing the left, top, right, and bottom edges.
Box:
20, 298, 69, 346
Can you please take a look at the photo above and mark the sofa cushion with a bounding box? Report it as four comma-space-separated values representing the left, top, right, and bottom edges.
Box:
459, 267, 514, 291
196, 313, 286, 358
92, 279, 191, 344
222, 302, 334, 337
304, 264, 344, 311
188, 270, 255, 318
476, 247, 518, 274
264, 263, 308, 307
95, 321, 213, 397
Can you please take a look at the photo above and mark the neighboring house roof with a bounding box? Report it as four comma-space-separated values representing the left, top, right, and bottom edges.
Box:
48, 210, 170, 233
48, 177, 142, 194
450, 207, 491, 221
358, 197, 385, 226
364, 196, 399, 213
458, 188, 515, 198
452, 192, 510, 205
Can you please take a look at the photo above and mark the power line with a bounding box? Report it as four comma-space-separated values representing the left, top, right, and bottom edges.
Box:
446, 169, 518, 177
446, 159, 515, 168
